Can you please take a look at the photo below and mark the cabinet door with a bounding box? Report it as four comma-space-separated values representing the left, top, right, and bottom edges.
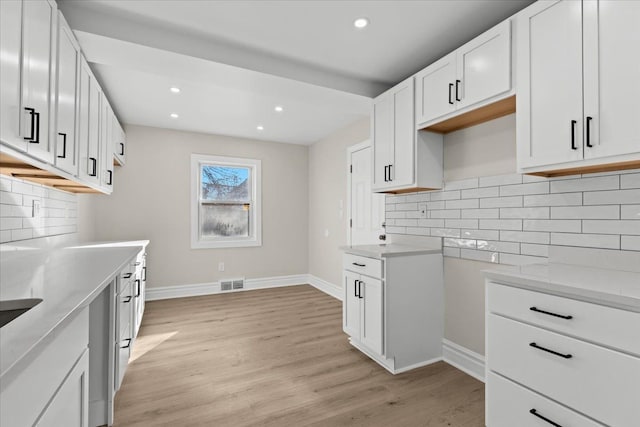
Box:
583, 0, 640, 159
54, 14, 79, 175
35, 349, 89, 427
390, 77, 415, 187
372, 93, 394, 190
360, 276, 383, 355
0, 0, 26, 151
21, 0, 56, 163
77, 59, 99, 184
517, 0, 584, 169
99, 96, 114, 191
343, 271, 361, 338
456, 20, 511, 110
415, 52, 456, 125
113, 118, 126, 165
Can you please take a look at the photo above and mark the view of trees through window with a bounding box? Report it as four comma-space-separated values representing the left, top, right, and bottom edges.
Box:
200, 165, 251, 238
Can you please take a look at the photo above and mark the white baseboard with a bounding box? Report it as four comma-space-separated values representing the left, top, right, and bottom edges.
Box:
307, 275, 342, 300
442, 338, 485, 382
145, 274, 309, 301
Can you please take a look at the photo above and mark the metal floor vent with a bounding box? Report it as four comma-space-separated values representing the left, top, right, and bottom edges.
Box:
220, 278, 244, 291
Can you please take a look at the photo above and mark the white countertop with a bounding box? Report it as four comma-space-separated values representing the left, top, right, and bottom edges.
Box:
484, 262, 640, 312
341, 243, 442, 258
0, 241, 147, 380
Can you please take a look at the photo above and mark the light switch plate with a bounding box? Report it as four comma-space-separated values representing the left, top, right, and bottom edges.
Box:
32, 199, 41, 218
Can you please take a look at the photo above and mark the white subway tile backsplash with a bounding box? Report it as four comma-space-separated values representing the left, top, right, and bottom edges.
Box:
418, 219, 445, 228
582, 220, 640, 235
386, 211, 406, 219
461, 208, 500, 219
461, 187, 499, 199
1, 191, 22, 206
430, 228, 461, 238
395, 219, 418, 227
500, 231, 550, 244
0, 177, 12, 192
583, 189, 640, 205
444, 238, 476, 249
499, 253, 546, 266
500, 182, 549, 197
427, 201, 446, 210
500, 207, 549, 219
430, 190, 461, 201
622, 236, 640, 251
405, 227, 430, 236
551, 205, 620, 220
386, 226, 407, 234
395, 202, 419, 211
430, 209, 461, 219
523, 193, 582, 207
480, 196, 523, 208
460, 249, 499, 263
521, 243, 549, 257
1, 217, 23, 230
445, 219, 479, 229
550, 175, 619, 193
523, 219, 581, 233
11, 228, 33, 241
480, 219, 522, 231
621, 173, 640, 189
476, 240, 519, 254
445, 199, 479, 209
443, 247, 461, 257
461, 229, 500, 240
550, 233, 620, 249
621, 205, 640, 220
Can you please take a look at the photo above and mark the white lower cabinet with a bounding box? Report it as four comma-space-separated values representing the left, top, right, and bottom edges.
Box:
486, 281, 640, 426
115, 266, 134, 392
342, 250, 443, 373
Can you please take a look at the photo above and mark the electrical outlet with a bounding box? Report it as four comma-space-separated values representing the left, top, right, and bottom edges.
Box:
218, 262, 225, 272
418, 203, 428, 219
32, 199, 41, 218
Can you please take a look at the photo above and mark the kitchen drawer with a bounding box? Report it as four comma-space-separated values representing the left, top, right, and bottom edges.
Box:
118, 281, 133, 340
488, 282, 640, 356
343, 253, 382, 279
117, 266, 134, 294
486, 372, 603, 427
488, 313, 640, 427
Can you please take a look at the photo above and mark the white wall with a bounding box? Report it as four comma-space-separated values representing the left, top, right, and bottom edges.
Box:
308, 118, 370, 286
78, 125, 309, 288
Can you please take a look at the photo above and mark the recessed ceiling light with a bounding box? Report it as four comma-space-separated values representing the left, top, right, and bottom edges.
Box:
170, 113, 179, 118
170, 87, 181, 93
274, 105, 284, 113
354, 18, 369, 29
256, 125, 264, 131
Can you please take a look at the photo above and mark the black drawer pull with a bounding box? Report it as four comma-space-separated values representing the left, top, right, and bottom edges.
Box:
529, 409, 562, 427
448, 83, 454, 105
122, 296, 132, 303
119, 142, 125, 156
135, 279, 141, 297
455, 79, 461, 101
120, 338, 132, 349
89, 157, 97, 176
107, 169, 113, 185
24, 107, 35, 140
352, 262, 366, 267
570, 120, 577, 150
358, 280, 363, 299
57, 133, 67, 158
123, 272, 133, 279
354, 279, 359, 298
142, 266, 147, 281
530, 342, 572, 359
530, 306, 573, 320
586, 116, 593, 148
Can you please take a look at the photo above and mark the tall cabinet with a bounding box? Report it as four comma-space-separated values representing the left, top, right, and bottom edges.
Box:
516, 0, 640, 174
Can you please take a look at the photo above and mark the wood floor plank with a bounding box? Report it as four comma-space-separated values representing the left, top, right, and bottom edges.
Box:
113, 285, 484, 426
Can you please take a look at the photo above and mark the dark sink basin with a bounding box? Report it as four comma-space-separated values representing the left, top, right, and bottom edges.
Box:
0, 298, 42, 328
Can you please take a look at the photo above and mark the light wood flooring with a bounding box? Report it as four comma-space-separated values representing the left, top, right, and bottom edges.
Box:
114, 285, 484, 426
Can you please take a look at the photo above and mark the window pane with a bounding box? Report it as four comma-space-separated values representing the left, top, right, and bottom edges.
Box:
200, 204, 250, 238
201, 165, 250, 201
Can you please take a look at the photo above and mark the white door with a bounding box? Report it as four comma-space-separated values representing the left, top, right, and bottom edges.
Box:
391, 77, 415, 187
372, 93, 394, 190
350, 144, 385, 246
517, 0, 584, 168
360, 276, 383, 355
343, 271, 361, 339
583, 0, 640, 159
456, 20, 511, 110
415, 52, 456, 125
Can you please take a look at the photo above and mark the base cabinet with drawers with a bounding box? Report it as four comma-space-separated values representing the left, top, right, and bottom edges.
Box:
342, 250, 443, 374
486, 280, 640, 426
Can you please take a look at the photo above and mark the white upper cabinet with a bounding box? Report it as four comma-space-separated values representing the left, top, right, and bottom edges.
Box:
54, 13, 79, 175
517, 0, 640, 174
100, 99, 114, 192
372, 77, 443, 193
113, 119, 126, 166
415, 20, 512, 128
77, 59, 99, 185
0, 1, 25, 151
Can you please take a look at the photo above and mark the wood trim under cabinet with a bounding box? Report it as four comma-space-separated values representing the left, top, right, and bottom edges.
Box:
526, 159, 640, 177
422, 95, 516, 134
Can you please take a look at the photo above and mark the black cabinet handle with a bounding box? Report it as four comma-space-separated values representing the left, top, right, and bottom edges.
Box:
530, 306, 573, 320
358, 280, 363, 299
529, 409, 562, 427
586, 116, 593, 147
107, 169, 113, 185
135, 279, 141, 297
384, 165, 388, 182
354, 279, 359, 298
123, 272, 133, 279
120, 338, 132, 349
89, 157, 97, 176
455, 79, 461, 101
122, 295, 132, 303
529, 342, 572, 359
388, 164, 392, 182
570, 120, 577, 150
24, 107, 35, 141
448, 83, 454, 105
134, 262, 141, 266
352, 262, 366, 267
28, 111, 41, 143
119, 142, 125, 156
142, 266, 147, 281
57, 133, 67, 158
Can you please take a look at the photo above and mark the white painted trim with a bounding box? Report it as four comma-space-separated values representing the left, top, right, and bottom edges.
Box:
394, 357, 444, 374
442, 338, 486, 382
307, 275, 342, 301
146, 274, 309, 301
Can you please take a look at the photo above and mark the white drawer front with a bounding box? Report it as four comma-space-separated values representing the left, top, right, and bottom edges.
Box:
343, 253, 382, 279
488, 314, 640, 427
488, 282, 640, 356
487, 372, 603, 427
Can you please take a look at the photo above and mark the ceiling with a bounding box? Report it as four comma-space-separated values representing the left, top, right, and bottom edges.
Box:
58, 0, 534, 145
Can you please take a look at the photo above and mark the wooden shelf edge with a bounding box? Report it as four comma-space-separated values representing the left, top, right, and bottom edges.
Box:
421, 95, 516, 134
377, 187, 441, 195
526, 159, 640, 177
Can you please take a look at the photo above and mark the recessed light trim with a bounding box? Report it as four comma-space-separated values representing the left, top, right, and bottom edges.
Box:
354, 17, 369, 29
170, 113, 179, 118
274, 105, 284, 113
256, 125, 264, 131
170, 87, 181, 93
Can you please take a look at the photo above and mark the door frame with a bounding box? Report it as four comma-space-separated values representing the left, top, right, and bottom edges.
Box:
346, 139, 372, 246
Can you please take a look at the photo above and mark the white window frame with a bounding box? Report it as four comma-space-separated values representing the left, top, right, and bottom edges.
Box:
190, 154, 262, 249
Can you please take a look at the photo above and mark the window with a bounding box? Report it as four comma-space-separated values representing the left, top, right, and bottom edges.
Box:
191, 154, 261, 249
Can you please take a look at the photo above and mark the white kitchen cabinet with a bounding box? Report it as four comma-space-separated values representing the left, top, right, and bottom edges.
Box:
485, 280, 640, 426
54, 12, 79, 175
36, 349, 89, 427
133, 250, 147, 338
115, 268, 134, 391
372, 77, 443, 193
100, 96, 114, 192
415, 20, 511, 127
113, 119, 126, 166
342, 249, 443, 373
517, 0, 640, 175
77, 58, 102, 186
